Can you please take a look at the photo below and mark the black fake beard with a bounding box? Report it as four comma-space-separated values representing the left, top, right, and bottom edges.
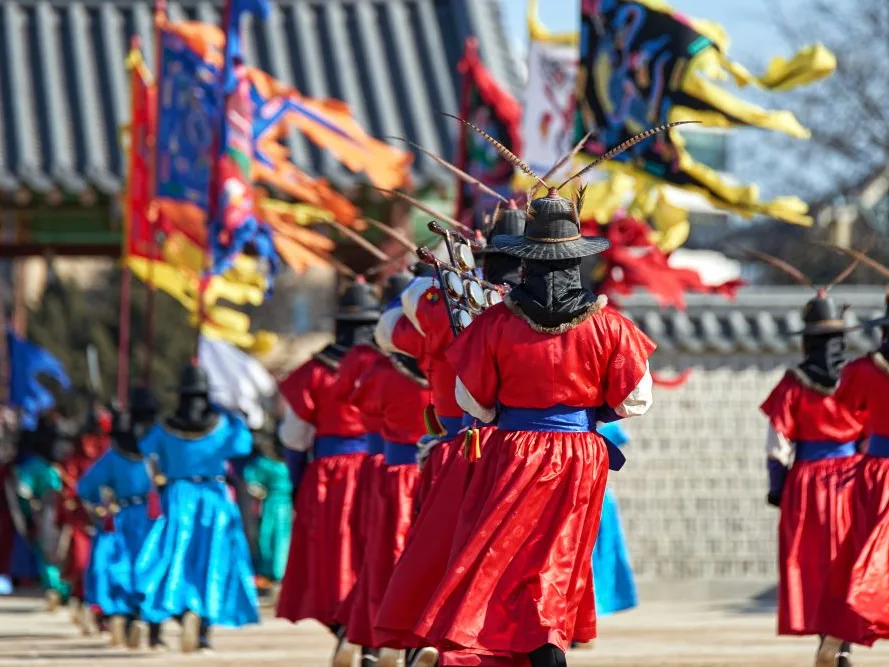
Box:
482, 254, 522, 288
800, 334, 846, 389
335, 321, 377, 348
508, 258, 597, 329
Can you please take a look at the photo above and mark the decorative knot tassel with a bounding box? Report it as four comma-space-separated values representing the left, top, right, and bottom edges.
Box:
424, 404, 446, 437
463, 428, 482, 462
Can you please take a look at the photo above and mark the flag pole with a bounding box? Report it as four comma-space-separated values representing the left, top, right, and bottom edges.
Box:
144, 0, 166, 386
116, 39, 141, 409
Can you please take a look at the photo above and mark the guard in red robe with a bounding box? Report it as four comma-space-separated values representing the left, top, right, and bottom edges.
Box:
58, 404, 110, 620
759, 290, 865, 667
819, 289, 889, 663
376, 204, 527, 667
397, 190, 655, 666
332, 274, 412, 667
346, 337, 431, 667
275, 280, 380, 652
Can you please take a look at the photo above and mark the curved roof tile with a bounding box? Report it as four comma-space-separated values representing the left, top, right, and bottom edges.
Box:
620, 287, 888, 356
0, 0, 520, 202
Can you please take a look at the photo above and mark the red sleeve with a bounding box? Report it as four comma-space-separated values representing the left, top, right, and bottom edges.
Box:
835, 357, 870, 417
392, 315, 426, 360
445, 307, 500, 410
278, 360, 321, 425
331, 346, 377, 402
760, 373, 800, 442
602, 309, 658, 409
351, 362, 386, 418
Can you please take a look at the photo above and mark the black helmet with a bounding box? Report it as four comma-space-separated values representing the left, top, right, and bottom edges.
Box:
176, 363, 210, 397
492, 189, 610, 261
130, 386, 159, 422
337, 277, 381, 322
483, 201, 527, 252
790, 289, 851, 336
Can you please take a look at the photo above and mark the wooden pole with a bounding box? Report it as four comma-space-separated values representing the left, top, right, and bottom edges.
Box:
117, 269, 132, 407
143, 0, 166, 385
116, 34, 146, 409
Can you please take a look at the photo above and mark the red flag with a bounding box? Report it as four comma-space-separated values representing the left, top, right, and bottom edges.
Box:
455, 37, 522, 229
124, 48, 164, 261
590, 215, 745, 310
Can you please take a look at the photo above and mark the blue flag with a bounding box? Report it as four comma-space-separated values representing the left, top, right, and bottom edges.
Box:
155, 27, 221, 214
7, 331, 71, 430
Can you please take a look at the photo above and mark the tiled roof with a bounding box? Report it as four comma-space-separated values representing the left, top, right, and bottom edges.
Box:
619, 286, 887, 355
0, 0, 520, 204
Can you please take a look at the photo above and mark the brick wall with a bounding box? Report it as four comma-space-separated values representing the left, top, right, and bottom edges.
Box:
615, 355, 794, 589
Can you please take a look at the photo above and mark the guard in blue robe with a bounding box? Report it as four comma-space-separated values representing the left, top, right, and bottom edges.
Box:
135, 365, 259, 653
12, 416, 76, 608
593, 421, 638, 617
79, 388, 163, 649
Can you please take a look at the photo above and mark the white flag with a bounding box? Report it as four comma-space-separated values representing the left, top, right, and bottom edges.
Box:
521, 39, 578, 176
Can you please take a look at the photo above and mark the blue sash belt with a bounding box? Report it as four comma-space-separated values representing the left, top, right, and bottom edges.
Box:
868, 434, 889, 458
367, 433, 385, 456
461, 412, 492, 429
497, 405, 626, 471
116, 494, 148, 509
795, 440, 856, 461
439, 416, 464, 439
168, 475, 226, 485
314, 435, 368, 460
384, 441, 418, 466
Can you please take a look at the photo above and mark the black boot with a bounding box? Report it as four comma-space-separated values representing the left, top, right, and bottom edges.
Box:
149, 623, 167, 651
528, 644, 567, 667
360, 647, 380, 667
837, 642, 852, 667
198, 619, 212, 651
331, 626, 356, 667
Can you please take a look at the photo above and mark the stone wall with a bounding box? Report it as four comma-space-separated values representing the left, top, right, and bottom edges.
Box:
615, 354, 795, 595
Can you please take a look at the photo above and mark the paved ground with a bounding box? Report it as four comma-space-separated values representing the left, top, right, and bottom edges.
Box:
1, 594, 888, 666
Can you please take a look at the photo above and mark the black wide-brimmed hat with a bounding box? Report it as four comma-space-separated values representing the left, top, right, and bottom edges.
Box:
176, 363, 210, 396
336, 278, 381, 322
789, 290, 853, 336
492, 189, 611, 261
480, 201, 526, 255
130, 386, 159, 420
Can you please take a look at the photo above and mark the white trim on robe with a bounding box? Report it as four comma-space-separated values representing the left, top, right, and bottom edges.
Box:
278, 405, 316, 452
455, 376, 496, 424
766, 425, 794, 467
615, 362, 654, 418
